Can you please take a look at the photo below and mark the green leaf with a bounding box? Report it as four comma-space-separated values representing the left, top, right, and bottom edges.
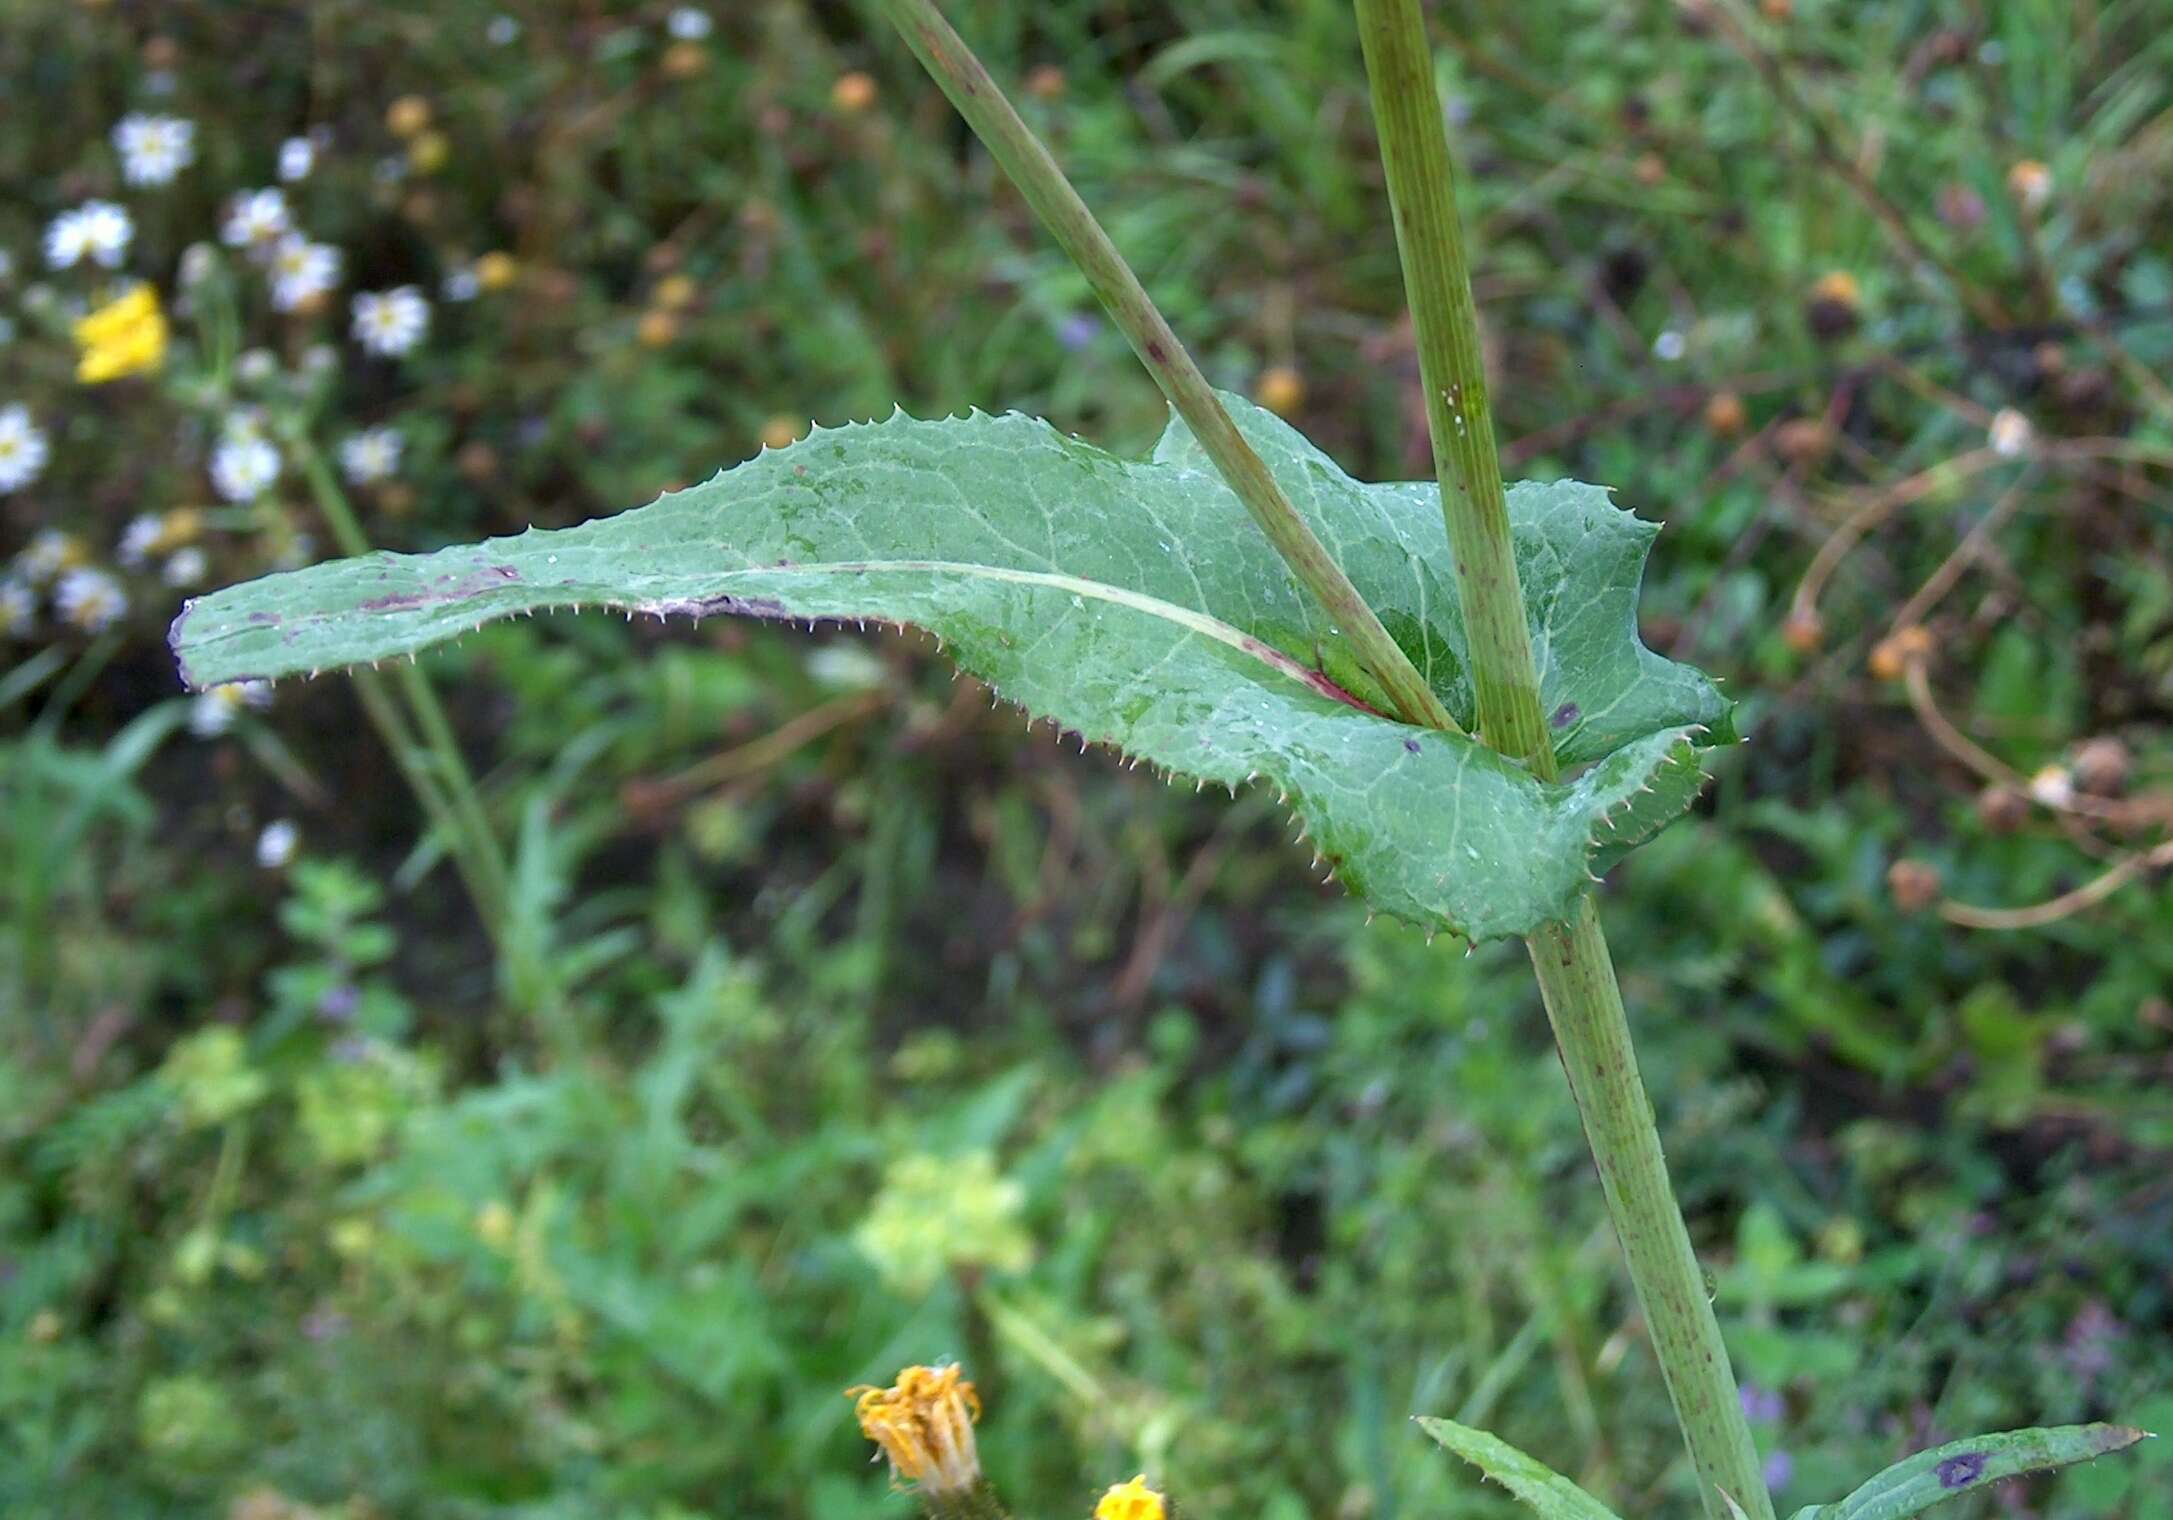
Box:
1416, 1416, 1625, 1520
171, 398, 1730, 942
1787, 1424, 2150, 1520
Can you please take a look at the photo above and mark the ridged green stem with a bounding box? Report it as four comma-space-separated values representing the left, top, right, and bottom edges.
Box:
1352, 0, 1549, 774
1354, 4, 1773, 1517
875, 0, 1462, 736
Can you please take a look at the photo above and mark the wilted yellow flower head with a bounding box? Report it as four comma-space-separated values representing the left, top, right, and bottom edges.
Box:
74, 284, 169, 383
849, 1363, 983, 1494
1095, 1475, 1168, 1520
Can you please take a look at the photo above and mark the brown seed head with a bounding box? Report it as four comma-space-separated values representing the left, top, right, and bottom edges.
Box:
1703, 391, 1748, 436
2072, 736, 2131, 795
832, 71, 879, 114
385, 95, 431, 139
662, 40, 709, 79
1886, 858, 1943, 913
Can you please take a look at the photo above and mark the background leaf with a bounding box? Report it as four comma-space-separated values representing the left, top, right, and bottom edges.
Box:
1787, 1424, 2150, 1520
1417, 1415, 1626, 1520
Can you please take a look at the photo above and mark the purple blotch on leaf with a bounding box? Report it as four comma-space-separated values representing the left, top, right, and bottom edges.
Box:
1551, 701, 1580, 729
1936, 1453, 1987, 1489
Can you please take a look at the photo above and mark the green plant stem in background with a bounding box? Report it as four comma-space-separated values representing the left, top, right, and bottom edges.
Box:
1353, 3, 1774, 1517
874, 0, 1463, 737
291, 437, 511, 931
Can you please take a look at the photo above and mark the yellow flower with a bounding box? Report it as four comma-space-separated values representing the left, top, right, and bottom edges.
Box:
848, 1363, 983, 1494
73, 284, 169, 384
474, 251, 520, 292
1095, 1475, 1168, 1520
407, 129, 451, 175
1253, 364, 1305, 417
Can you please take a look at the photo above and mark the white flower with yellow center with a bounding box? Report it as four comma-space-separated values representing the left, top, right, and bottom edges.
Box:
268, 234, 342, 312
0, 404, 50, 493
211, 434, 282, 502
113, 114, 197, 186
163, 546, 209, 587
15, 528, 80, 584
352, 287, 429, 356
45, 201, 134, 270
668, 6, 712, 38
339, 428, 403, 484
189, 680, 273, 737
54, 567, 127, 632
221, 188, 292, 252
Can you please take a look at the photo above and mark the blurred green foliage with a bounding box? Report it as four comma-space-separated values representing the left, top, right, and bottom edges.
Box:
2, 2, 2171, 1518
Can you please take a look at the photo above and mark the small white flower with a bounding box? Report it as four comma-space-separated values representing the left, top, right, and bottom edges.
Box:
221, 188, 292, 251
2027, 764, 2075, 809
15, 528, 78, 584
162, 545, 209, 587
268, 234, 342, 312
257, 818, 299, 869
351, 286, 429, 357
45, 201, 134, 270
1653, 329, 1687, 362
278, 136, 317, 182
338, 428, 403, 485
118, 513, 164, 569
176, 244, 219, 290
1989, 407, 2034, 458
0, 578, 33, 637
190, 679, 273, 737
54, 567, 128, 632
236, 349, 280, 386
487, 14, 521, 44
211, 435, 282, 502
667, 6, 712, 39
0, 404, 51, 493
441, 267, 480, 303
113, 114, 197, 186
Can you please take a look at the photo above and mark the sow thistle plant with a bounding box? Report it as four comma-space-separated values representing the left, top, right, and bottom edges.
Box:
166, 3, 2147, 1518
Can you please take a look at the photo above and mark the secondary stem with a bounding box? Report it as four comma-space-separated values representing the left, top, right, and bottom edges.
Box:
291, 435, 512, 930
1353, 3, 1772, 1517
875, 0, 1462, 737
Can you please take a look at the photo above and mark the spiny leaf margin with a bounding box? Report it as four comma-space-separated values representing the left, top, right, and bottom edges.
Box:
171, 401, 1732, 943
1416, 1416, 1626, 1520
